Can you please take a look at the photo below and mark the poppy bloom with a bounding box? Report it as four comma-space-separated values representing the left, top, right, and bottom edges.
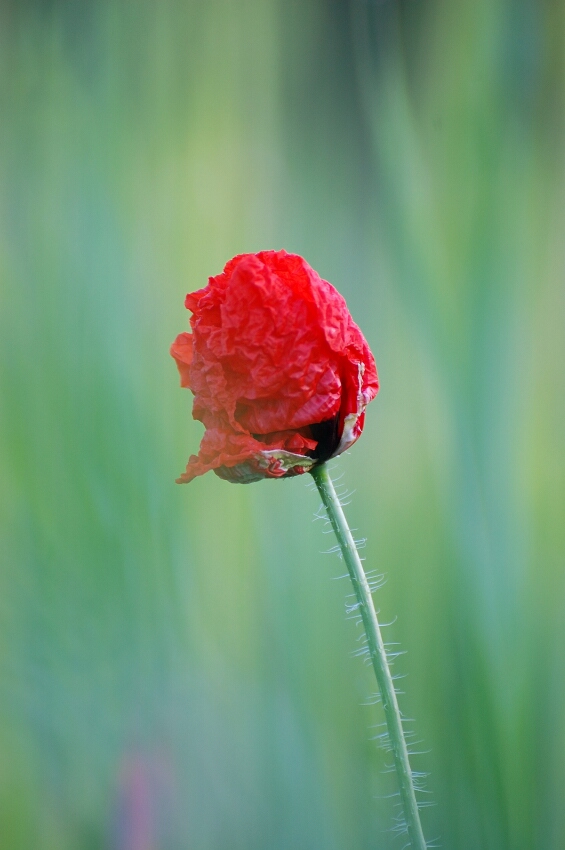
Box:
171, 250, 378, 483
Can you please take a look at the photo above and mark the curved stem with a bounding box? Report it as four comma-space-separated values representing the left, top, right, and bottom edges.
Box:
311, 462, 427, 850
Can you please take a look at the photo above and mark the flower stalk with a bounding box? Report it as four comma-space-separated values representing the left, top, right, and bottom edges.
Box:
311, 462, 427, 850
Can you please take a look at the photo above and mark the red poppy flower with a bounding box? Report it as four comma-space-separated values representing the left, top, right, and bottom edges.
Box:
171, 250, 378, 483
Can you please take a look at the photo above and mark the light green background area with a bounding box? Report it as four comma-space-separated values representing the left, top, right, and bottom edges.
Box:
1, 2, 564, 848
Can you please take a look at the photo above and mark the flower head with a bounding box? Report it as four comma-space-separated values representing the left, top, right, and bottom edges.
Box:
171, 250, 378, 483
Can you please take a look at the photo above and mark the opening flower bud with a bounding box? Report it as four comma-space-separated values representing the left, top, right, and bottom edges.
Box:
171, 250, 378, 483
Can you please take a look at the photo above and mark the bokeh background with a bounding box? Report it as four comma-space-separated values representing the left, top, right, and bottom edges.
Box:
1, 1, 564, 848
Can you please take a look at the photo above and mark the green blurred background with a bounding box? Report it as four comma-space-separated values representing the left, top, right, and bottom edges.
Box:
1, 1, 564, 848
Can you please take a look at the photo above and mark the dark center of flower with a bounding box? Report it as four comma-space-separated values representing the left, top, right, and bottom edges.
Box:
309, 414, 340, 462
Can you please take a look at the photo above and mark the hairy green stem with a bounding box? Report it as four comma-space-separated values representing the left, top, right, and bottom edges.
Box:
311, 462, 427, 850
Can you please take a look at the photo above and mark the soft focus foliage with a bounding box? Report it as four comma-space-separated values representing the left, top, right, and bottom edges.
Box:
1, 1, 564, 848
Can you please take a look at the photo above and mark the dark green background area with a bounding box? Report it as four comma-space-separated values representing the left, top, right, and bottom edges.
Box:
1, 1, 564, 848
